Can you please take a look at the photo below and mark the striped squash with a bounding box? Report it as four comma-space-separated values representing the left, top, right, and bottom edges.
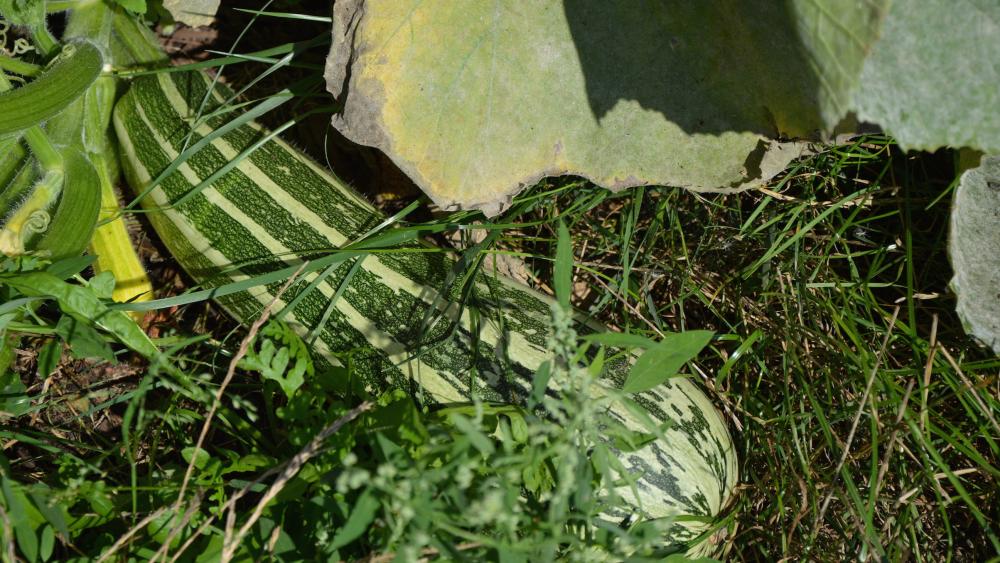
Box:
113, 70, 737, 551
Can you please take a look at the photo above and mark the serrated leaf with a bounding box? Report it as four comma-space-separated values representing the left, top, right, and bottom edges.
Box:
854, 0, 1000, 153
622, 330, 713, 394
325, 1, 857, 215
239, 321, 313, 399
522, 458, 554, 495
221, 453, 274, 475
949, 154, 1000, 353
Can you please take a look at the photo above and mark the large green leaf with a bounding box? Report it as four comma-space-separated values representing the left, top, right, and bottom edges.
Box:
949, 155, 1000, 353
324, 1, 1000, 214
854, 0, 1000, 153
325, 1, 890, 215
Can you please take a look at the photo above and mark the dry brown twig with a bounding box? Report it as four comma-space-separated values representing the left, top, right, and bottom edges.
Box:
937, 346, 1000, 437
96, 506, 170, 563
220, 400, 373, 562
174, 264, 306, 502
585, 271, 665, 338
919, 314, 939, 434
811, 305, 900, 538
872, 378, 917, 508
166, 466, 283, 563
361, 541, 482, 563
0, 504, 16, 563
157, 263, 307, 560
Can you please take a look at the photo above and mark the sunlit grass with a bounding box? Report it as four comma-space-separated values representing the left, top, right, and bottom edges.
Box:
491, 138, 999, 560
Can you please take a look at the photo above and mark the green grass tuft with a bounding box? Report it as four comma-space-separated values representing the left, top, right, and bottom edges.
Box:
496, 138, 999, 560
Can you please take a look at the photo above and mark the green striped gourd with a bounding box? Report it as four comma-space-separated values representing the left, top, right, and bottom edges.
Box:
112, 70, 737, 551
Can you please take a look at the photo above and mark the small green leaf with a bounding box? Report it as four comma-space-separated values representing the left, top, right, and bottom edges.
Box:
449, 413, 496, 456
38, 524, 54, 562
622, 330, 714, 394
113, 0, 147, 14
27, 489, 69, 540
603, 420, 657, 452
55, 315, 115, 362
328, 488, 379, 550
505, 412, 528, 444
522, 459, 554, 495
221, 453, 274, 475
2, 477, 39, 563
35, 338, 61, 378
554, 221, 572, 311
46, 255, 96, 280
181, 446, 211, 470
528, 360, 551, 409
87, 271, 116, 301
0, 361, 29, 418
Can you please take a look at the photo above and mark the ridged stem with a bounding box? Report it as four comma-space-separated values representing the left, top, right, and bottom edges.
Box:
65, 2, 155, 307
89, 152, 154, 305
22, 126, 62, 172
30, 25, 59, 57
0, 55, 40, 77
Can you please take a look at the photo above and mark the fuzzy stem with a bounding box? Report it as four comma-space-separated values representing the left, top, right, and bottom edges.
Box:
0, 168, 64, 255
30, 25, 59, 58
22, 127, 62, 171
0, 55, 40, 77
